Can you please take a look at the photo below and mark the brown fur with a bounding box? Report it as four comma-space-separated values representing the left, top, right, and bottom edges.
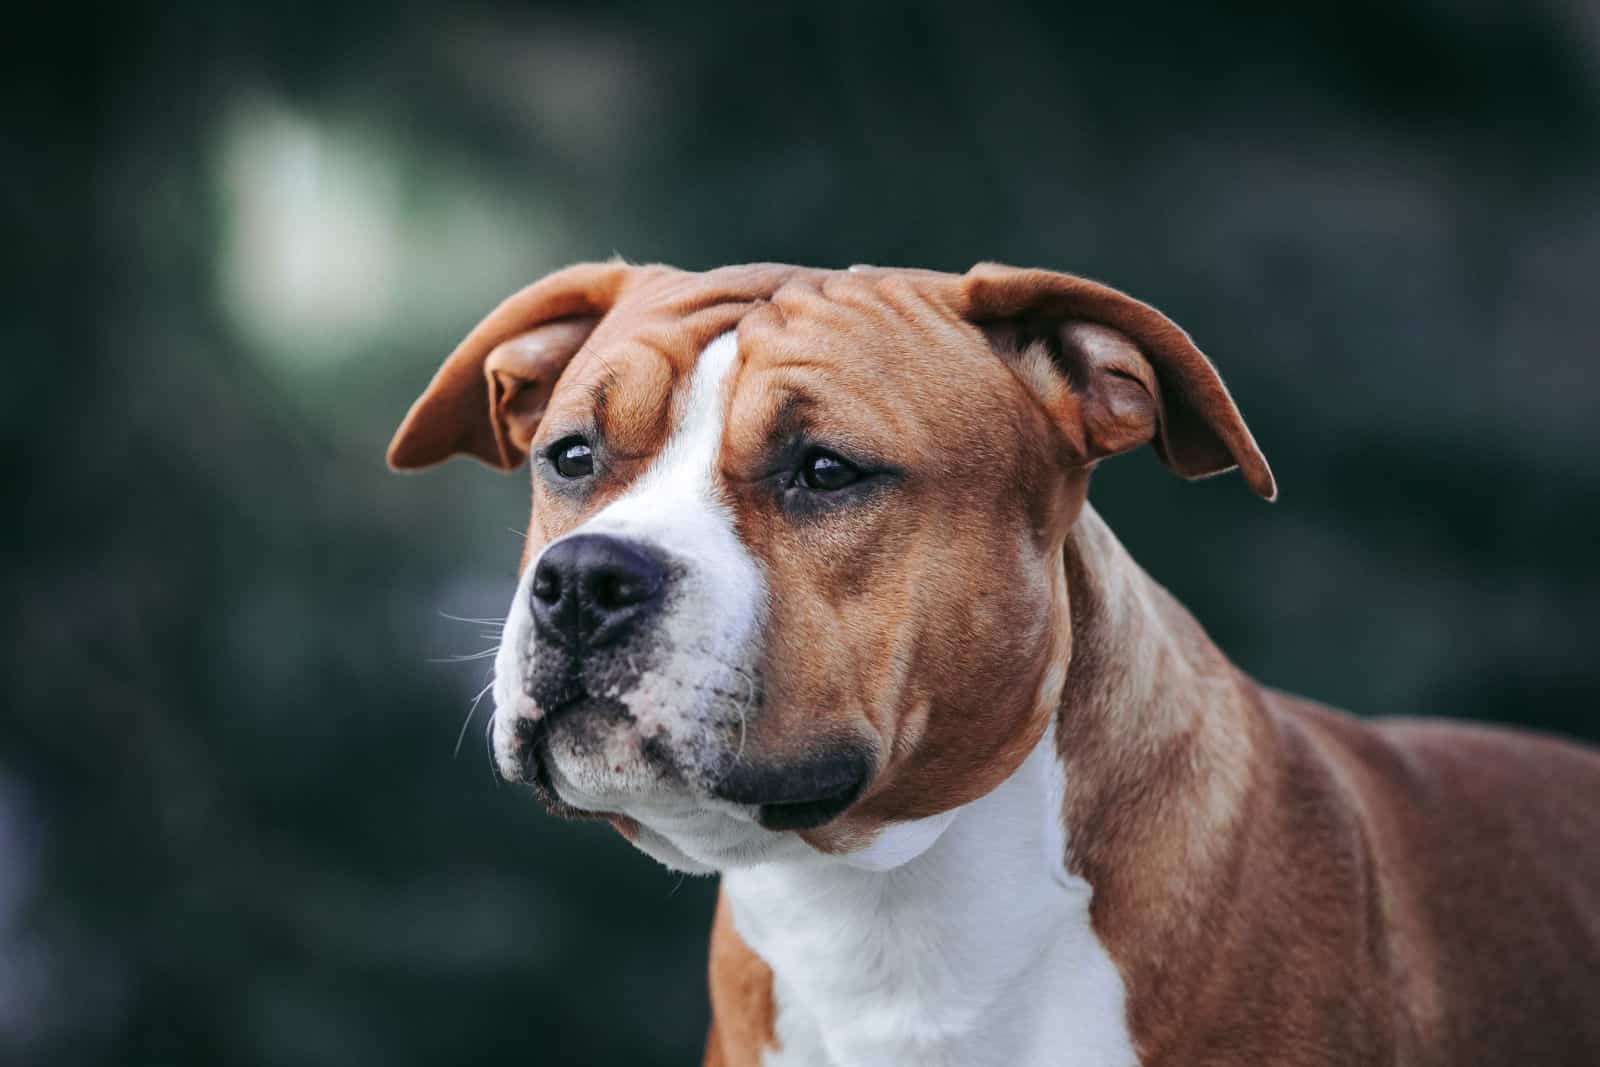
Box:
390, 262, 1600, 1065
723, 271, 1087, 849
705, 891, 779, 1065
1055, 510, 1600, 1064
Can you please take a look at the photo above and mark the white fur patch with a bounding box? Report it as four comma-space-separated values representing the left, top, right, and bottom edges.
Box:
577, 331, 767, 740
492, 332, 809, 872
837, 808, 959, 872
724, 722, 1138, 1067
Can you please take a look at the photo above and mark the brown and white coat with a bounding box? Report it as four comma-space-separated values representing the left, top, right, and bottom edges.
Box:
390, 262, 1600, 1067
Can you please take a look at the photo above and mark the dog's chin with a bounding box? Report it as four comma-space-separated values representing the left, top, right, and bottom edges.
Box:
540, 736, 871, 833
528, 732, 877, 873
498, 697, 875, 870
523, 720, 674, 811
522, 738, 608, 822
536, 745, 816, 872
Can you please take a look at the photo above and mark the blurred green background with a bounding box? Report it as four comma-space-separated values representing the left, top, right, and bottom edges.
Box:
4, 1, 1598, 1063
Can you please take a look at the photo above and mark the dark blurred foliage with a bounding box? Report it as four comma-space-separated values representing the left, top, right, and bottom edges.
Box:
3, 1, 1597, 1063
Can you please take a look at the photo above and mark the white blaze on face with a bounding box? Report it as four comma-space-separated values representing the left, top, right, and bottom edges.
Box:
491, 331, 768, 827
580, 330, 761, 630
574, 330, 766, 757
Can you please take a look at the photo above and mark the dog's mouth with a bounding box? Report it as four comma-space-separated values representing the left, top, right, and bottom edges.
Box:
512, 712, 606, 820
512, 716, 561, 800
751, 780, 866, 832
514, 698, 872, 833
712, 749, 873, 832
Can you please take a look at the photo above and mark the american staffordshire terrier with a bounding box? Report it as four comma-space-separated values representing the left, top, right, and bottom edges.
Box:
389, 262, 1600, 1066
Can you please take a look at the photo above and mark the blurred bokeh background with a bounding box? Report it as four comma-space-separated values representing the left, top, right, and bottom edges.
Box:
5, 1, 1598, 1063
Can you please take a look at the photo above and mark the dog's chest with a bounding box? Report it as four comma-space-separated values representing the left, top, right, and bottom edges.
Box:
722, 726, 1139, 1067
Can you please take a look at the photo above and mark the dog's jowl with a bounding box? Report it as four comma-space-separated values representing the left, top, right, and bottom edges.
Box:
390, 262, 1600, 1067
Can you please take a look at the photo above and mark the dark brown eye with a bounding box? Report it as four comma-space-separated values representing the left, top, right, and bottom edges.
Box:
550, 437, 594, 479
798, 449, 860, 491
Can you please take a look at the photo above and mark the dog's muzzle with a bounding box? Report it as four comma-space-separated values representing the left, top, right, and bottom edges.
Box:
494, 532, 694, 791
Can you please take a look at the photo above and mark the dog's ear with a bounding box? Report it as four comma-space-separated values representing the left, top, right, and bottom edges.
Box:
959, 263, 1276, 500
387, 261, 634, 471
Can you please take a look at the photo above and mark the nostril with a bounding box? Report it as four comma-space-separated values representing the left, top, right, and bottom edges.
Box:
591, 569, 658, 610
531, 562, 561, 604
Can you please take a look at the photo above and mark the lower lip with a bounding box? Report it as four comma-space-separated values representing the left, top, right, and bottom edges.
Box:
518, 727, 563, 801
528, 721, 867, 831
753, 780, 866, 832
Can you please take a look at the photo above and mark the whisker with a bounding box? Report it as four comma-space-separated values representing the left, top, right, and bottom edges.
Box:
728, 664, 758, 763
484, 711, 501, 785
656, 639, 764, 765
438, 611, 507, 626
428, 647, 500, 664
455, 676, 497, 758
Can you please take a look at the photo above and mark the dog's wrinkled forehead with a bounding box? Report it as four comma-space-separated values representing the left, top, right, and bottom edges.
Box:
535, 266, 1024, 478
531, 265, 814, 452
387, 259, 1275, 502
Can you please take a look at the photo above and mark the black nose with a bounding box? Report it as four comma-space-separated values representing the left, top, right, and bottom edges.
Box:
530, 534, 667, 650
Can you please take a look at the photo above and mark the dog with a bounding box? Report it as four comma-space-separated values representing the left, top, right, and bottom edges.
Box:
389, 261, 1600, 1066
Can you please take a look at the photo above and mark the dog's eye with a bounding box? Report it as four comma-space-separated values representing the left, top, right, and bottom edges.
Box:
798, 449, 861, 492
550, 437, 594, 479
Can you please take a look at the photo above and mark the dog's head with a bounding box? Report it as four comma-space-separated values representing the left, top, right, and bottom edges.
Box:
389, 262, 1273, 872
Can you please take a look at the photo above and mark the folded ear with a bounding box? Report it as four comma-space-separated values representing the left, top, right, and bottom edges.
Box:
386, 261, 634, 471
960, 263, 1276, 500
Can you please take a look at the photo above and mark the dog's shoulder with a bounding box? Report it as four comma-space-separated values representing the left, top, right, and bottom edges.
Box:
1257, 689, 1600, 1063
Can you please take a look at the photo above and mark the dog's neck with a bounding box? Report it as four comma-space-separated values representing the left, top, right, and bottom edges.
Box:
1055, 505, 1259, 890
721, 505, 1263, 1066
1053, 506, 1267, 1056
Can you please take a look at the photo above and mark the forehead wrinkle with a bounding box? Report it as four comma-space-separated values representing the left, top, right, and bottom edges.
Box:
627, 302, 764, 362
626, 301, 758, 394
766, 368, 912, 448
636, 263, 810, 316
640, 331, 742, 509
600, 347, 676, 460
541, 301, 767, 473
539, 339, 675, 463
627, 306, 758, 439
581, 368, 615, 423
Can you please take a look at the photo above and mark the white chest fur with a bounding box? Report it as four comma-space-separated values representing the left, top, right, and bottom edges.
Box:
722, 722, 1139, 1067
